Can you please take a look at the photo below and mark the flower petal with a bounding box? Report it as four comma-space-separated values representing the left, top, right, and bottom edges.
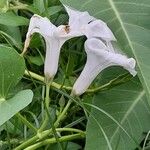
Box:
27, 14, 56, 39
72, 38, 137, 95
84, 20, 116, 41
63, 5, 95, 31
64, 5, 116, 42
54, 25, 82, 40
44, 38, 63, 80
72, 39, 107, 95
85, 38, 137, 76
23, 14, 56, 54
23, 14, 64, 80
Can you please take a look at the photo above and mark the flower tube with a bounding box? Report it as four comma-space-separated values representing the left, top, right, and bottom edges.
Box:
64, 5, 116, 42
72, 38, 137, 96
23, 11, 93, 81
23, 5, 118, 81
22, 15, 59, 80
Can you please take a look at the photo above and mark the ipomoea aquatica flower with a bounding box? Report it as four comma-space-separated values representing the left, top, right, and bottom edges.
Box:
22, 14, 59, 80
72, 38, 137, 96
63, 5, 116, 42
23, 5, 117, 81
22, 9, 95, 81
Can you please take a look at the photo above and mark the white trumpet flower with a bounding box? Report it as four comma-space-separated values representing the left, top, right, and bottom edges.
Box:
53, 5, 97, 43
64, 5, 116, 42
63, 5, 95, 34
84, 20, 116, 42
23, 5, 117, 81
72, 38, 137, 96
23, 8, 96, 81
23, 14, 59, 80
23, 13, 91, 81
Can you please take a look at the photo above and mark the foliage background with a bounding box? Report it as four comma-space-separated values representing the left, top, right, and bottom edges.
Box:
0, 0, 150, 150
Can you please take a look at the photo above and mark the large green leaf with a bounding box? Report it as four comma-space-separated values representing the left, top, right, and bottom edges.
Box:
84, 78, 150, 150
85, 80, 150, 150
0, 90, 33, 126
0, 12, 29, 26
61, 0, 150, 100
0, 46, 25, 98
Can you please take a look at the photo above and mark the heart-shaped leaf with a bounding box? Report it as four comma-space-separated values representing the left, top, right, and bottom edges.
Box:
0, 46, 25, 98
85, 78, 150, 150
0, 90, 33, 126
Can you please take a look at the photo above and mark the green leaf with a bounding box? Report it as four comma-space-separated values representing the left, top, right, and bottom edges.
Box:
33, 0, 45, 14
27, 56, 44, 66
0, 12, 29, 26
61, 0, 150, 100
0, 46, 25, 98
0, 25, 22, 49
0, 90, 33, 126
45, 6, 63, 17
85, 78, 150, 150
26, 5, 40, 14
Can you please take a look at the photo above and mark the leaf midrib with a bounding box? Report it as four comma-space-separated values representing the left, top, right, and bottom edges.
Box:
107, 0, 150, 98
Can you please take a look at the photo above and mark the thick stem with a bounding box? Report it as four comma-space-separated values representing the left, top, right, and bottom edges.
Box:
38, 83, 50, 132
14, 97, 73, 150
24, 133, 86, 150
54, 99, 72, 127
56, 128, 85, 134
24, 70, 71, 90
14, 136, 38, 150
14, 127, 84, 150
9, 5, 28, 10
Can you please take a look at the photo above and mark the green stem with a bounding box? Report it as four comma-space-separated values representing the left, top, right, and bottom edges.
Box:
24, 70, 71, 90
5, 128, 83, 148
38, 83, 50, 132
14, 97, 73, 150
45, 100, 64, 150
16, 113, 37, 133
24, 70, 131, 93
0, 139, 21, 146
9, 5, 28, 10
24, 133, 86, 150
14, 127, 84, 150
37, 127, 85, 138
14, 136, 38, 150
54, 99, 72, 127
56, 128, 85, 134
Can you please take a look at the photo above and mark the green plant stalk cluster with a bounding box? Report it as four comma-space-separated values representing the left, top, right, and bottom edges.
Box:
25, 133, 85, 150
14, 78, 78, 149
38, 84, 51, 132
0, 128, 84, 148
12, 69, 132, 149
14, 105, 85, 149
25, 70, 132, 93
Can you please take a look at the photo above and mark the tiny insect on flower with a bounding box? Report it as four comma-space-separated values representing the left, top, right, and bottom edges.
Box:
22, 6, 96, 81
